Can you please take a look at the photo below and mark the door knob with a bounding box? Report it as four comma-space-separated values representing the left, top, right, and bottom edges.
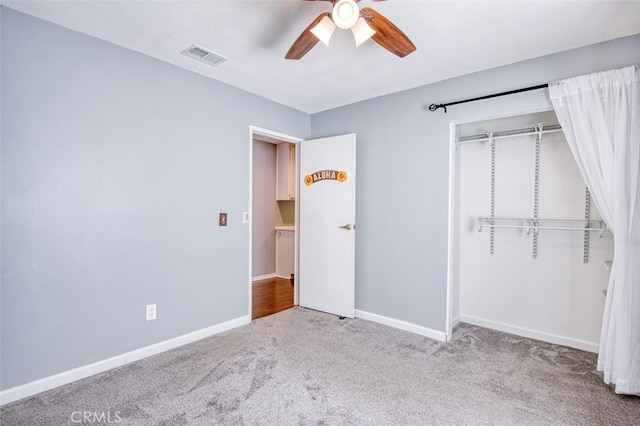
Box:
339, 224, 353, 230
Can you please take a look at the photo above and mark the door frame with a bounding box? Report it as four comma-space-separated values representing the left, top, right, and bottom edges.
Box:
248, 126, 304, 319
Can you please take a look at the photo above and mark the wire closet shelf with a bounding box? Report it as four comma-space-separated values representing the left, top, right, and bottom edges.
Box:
456, 122, 562, 145
476, 217, 608, 236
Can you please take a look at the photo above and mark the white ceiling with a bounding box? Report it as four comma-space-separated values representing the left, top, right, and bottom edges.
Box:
4, 0, 640, 114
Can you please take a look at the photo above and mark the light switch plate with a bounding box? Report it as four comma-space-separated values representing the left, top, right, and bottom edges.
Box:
219, 213, 228, 226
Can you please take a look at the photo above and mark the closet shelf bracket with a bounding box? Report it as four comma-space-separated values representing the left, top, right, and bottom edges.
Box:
583, 187, 591, 263
532, 125, 541, 258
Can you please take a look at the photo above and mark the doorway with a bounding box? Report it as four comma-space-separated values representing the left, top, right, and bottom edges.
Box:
249, 127, 357, 321
249, 127, 303, 320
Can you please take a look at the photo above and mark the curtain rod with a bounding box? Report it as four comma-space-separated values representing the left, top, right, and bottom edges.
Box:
428, 84, 549, 113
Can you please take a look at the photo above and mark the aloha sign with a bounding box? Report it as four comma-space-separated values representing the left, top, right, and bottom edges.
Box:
304, 170, 347, 186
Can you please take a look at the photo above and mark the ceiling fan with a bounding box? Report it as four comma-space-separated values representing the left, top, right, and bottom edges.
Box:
285, 0, 416, 59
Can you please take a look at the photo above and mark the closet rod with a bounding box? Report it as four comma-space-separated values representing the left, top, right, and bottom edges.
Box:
456, 127, 562, 145
478, 217, 604, 224
478, 224, 606, 233
477, 217, 604, 224
477, 217, 608, 235
429, 84, 549, 113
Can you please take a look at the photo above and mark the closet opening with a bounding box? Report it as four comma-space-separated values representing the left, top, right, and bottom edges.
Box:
446, 109, 613, 352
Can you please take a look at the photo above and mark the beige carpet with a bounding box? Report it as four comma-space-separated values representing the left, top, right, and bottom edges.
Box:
1, 307, 639, 425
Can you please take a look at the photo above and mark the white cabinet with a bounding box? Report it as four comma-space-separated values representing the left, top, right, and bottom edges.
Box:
276, 143, 295, 201
275, 227, 295, 278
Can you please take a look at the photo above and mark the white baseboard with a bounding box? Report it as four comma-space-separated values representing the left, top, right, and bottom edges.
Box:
355, 310, 447, 342
451, 315, 461, 330
0, 315, 250, 406
252, 273, 277, 281
252, 274, 291, 281
459, 315, 599, 353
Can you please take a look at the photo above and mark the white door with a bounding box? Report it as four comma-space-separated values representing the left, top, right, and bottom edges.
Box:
299, 134, 356, 318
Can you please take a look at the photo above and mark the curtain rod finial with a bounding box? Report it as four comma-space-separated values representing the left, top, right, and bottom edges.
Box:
429, 103, 447, 113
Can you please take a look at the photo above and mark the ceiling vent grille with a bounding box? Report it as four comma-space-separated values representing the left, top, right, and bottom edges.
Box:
181, 44, 228, 67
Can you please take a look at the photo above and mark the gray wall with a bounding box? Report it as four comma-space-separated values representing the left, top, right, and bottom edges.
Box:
0, 8, 309, 390
252, 141, 277, 277
311, 34, 640, 332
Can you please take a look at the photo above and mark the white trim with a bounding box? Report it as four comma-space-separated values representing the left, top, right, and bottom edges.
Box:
252, 273, 292, 281
250, 126, 304, 145
355, 310, 447, 342
446, 317, 461, 341
459, 315, 599, 353
451, 315, 461, 330
293, 136, 300, 307
252, 273, 277, 282
0, 315, 250, 406
446, 121, 456, 340
248, 128, 254, 319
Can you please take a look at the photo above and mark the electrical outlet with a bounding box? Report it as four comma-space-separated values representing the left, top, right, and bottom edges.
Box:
219, 212, 228, 226
146, 304, 157, 321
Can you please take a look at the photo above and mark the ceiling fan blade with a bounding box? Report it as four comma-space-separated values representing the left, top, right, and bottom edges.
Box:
361, 7, 416, 58
285, 12, 329, 60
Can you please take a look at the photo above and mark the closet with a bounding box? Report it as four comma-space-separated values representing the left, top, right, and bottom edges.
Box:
448, 110, 613, 352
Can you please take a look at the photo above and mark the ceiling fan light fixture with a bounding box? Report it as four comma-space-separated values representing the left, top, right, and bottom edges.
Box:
351, 17, 376, 47
310, 15, 336, 46
332, 0, 359, 30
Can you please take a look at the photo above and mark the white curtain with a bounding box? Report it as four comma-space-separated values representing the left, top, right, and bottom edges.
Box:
549, 65, 640, 395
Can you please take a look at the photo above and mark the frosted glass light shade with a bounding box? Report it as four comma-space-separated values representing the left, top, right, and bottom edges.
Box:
332, 0, 359, 29
310, 16, 336, 46
351, 17, 376, 47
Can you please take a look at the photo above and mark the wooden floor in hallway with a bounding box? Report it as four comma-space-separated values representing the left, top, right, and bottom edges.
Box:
252, 276, 294, 320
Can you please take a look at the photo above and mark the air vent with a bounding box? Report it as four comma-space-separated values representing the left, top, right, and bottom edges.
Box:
181, 44, 228, 67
